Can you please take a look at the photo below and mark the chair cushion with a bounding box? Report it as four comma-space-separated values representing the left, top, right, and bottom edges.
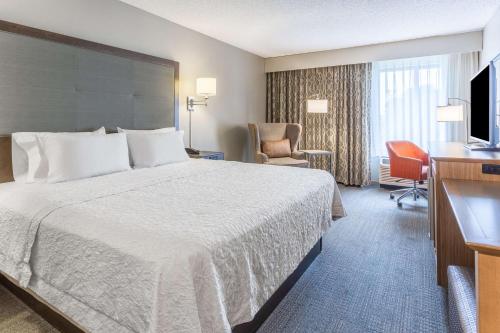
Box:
262, 139, 291, 158
265, 157, 309, 167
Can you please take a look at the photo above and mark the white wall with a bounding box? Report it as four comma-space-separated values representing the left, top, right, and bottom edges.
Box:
481, 6, 500, 66
0, 0, 266, 162
265, 31, 483, 72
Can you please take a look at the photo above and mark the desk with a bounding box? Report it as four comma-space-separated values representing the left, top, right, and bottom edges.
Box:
428, 143, 500, 283
441, 180, 500, 333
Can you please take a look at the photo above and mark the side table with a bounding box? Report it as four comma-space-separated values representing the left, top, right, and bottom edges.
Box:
301, 150, 334, 174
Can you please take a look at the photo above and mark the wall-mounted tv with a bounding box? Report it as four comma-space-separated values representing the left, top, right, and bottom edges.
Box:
470, 65, 492, 145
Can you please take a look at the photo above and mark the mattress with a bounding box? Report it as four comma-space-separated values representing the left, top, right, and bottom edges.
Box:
0, 159, 345, 333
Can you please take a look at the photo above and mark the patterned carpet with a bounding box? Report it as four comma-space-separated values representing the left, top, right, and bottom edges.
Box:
258, 185, 448, 333
0, 185, 447, 333
0, 284, 59, 333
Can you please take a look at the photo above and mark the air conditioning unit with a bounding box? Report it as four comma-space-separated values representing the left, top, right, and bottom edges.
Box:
379, 157, 427, 189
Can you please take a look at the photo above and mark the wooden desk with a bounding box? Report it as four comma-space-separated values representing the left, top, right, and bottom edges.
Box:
428, 142, 500, 285
441, 180, 500, 333
428, 142, 500, 163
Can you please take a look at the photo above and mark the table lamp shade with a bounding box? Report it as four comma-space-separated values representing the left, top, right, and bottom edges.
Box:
436, 105, 464, 122
307, 99, 328, 113
196, 78, 216, 97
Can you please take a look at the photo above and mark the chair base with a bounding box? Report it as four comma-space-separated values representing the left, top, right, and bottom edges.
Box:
389, 181, 427, 207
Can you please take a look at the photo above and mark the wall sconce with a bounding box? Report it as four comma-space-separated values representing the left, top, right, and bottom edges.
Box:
186, 78, 216, 154
307, 95, 328, 113
187, 78, 217, 112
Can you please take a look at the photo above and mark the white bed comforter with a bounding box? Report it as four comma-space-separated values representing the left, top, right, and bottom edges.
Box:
0, 159, 345, 333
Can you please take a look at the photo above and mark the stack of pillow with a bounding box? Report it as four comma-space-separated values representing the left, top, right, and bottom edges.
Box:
11, 127, 189, 183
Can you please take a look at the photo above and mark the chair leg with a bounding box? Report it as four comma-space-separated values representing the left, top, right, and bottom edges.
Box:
394, 186, 428, 207
396, 189, 414, 207
417, 188, 428, 199
389, 179, 429, 207
389, 188, 409, 199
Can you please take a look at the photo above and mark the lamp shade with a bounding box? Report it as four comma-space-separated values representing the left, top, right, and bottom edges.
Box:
196, 78, 216, 97
307, 99, 328, 113
436, 105, 464, 122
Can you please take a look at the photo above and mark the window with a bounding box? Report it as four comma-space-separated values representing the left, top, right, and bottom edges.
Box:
371, 55, 449, 156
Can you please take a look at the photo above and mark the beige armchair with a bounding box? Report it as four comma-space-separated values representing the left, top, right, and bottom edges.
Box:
248, 123, 309, 167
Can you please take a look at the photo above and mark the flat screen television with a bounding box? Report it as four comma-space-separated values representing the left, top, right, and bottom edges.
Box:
470, 65, 492, 144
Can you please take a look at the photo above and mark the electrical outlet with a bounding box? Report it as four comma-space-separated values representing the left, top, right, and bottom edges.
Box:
482, 164, 500, 175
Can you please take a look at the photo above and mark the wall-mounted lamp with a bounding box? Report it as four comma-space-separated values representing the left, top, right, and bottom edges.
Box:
187, 78, 217, 112
307, 95, 328, 113
186, 78, 216, 154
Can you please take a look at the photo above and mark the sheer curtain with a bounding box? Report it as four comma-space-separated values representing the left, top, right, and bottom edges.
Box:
447, 52, 480, 142
371, 52, 479, 157
371, 55, 447, 156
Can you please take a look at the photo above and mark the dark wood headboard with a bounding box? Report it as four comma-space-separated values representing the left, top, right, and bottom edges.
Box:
0, 136, 12, 183
0, 20, 180, 183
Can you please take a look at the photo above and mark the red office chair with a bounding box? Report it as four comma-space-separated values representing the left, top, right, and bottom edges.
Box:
385, 141, 429, 207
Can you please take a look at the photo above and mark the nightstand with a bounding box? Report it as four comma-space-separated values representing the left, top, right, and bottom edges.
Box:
188, 151, 224, 160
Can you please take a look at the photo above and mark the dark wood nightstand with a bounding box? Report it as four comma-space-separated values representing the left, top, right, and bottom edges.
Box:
187, 151, 224, 160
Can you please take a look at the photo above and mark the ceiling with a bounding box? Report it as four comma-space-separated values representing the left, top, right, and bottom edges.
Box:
118, 0, 500, 58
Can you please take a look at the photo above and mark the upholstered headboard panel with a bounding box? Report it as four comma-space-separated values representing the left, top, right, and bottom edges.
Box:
0, 20, 179, 133
0, 20, 179, 182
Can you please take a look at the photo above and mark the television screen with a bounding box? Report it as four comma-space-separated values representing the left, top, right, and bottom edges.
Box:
470, 66, 490, 143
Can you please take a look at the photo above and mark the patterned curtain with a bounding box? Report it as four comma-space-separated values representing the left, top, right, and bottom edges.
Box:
266, 63, 372, 186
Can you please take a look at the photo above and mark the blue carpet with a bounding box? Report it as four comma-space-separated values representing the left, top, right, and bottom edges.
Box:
258, 185, 448, 333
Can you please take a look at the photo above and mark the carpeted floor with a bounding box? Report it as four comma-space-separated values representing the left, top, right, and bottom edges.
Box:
0, 185, 447, 333
0, 284, 59, 333
258, 185, 448, 333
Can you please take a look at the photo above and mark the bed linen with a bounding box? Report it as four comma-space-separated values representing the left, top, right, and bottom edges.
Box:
0, 159, 345, 333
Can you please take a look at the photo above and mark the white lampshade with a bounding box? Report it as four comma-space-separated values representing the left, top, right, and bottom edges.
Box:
307, 99, 328, 113
436, 105, 464, 122
196, 78, 216, 97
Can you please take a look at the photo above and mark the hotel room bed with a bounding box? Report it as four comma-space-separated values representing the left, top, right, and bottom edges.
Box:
0, 158, 345, 333
0, 20, 345, 333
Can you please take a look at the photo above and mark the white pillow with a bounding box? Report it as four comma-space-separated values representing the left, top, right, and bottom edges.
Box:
12, 127, 106, 183
40, 133, 130, 183
117, 127, 176, 134
126, 131, 189, 168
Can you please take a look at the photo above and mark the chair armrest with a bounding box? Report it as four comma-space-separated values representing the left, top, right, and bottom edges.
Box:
422, 152, 430, 166
412, 149, 429, 165
291, 151, 305, 160
391, 156, 424, 180
255, 152, 269, 164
